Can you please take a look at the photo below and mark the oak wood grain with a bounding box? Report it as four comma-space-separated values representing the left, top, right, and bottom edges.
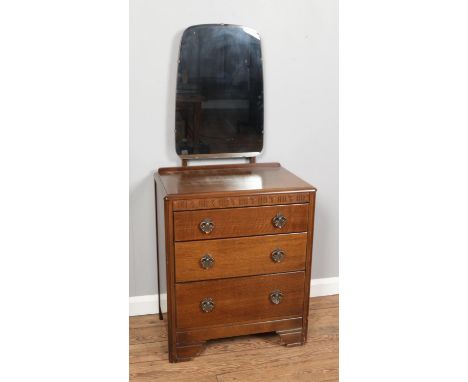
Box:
175, 233, 307, 282
302, 191, 317, 342
131, 337, 337, 380
172, 192, 309, 211
309, 294, 339, 310
155, 163, 317, 363
130, 332, 281, 364
217, 353, 338, 382
277, 328, 304, 347
175, 272, 305, 329
129, 314, 167, 330
308, 306, 339, 338
176, 317, 303, 344
173, 204, 308, 242
130, 325, 167, 345
129, 295, 338, 382
159, 162, 281, 174
130, 338, 338, 381
157, 163, 315, 198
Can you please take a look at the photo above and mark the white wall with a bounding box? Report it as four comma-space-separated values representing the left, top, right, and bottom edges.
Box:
130, 0, 338, 297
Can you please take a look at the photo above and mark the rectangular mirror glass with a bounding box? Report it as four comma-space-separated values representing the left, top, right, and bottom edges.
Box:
176, 24, 264, 158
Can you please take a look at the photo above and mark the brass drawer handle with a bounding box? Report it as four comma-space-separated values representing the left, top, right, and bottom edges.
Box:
272, 213, 287, 229
271, 248, 285, 263
200, 297, 215, 313
199, 218, 215, 234
200, 254, 215, 269
270, 290, 283, 304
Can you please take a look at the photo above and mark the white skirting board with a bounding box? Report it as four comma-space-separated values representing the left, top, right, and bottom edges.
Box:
129, 277, 339, 317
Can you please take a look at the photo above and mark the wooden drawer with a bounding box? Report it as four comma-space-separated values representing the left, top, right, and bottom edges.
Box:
175, 233, 307, 282
175, 272, 305, 329
173, 203, 308, 242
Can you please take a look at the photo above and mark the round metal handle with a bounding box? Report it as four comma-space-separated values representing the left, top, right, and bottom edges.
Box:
272, 213, 287, 229
200, 254, 215, 269
199, 218, 215, 234
271, 248, 285, 263
200, 297, 215, 313
270, 290, 284, 305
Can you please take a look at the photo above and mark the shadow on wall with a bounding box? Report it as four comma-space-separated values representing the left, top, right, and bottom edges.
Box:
130, 30, 183, 297
130, 174, 160, 296
311, 193, 326, 279
165, 29, 184, 164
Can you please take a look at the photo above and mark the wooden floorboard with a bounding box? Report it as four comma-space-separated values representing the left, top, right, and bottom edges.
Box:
309, 294, 339, 310
130, 295, 339, 382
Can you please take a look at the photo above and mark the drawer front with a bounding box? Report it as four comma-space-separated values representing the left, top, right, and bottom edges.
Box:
173, 203, 308, 242
175, 233, 307, 282
176, 272, 305, 329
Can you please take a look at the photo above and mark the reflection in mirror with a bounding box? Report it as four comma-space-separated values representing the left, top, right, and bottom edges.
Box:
176, 24, 263, 158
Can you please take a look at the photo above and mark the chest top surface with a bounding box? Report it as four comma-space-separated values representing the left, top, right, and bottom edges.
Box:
156, 162, 315, 197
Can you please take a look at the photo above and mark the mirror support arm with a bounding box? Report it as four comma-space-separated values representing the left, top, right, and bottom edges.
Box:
181, 156, 256, 167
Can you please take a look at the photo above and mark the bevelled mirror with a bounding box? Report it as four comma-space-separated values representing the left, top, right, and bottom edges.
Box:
175, 24, 263, 159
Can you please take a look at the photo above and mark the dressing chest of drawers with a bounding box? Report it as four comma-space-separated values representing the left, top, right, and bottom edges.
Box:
154, 162, 316, 362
